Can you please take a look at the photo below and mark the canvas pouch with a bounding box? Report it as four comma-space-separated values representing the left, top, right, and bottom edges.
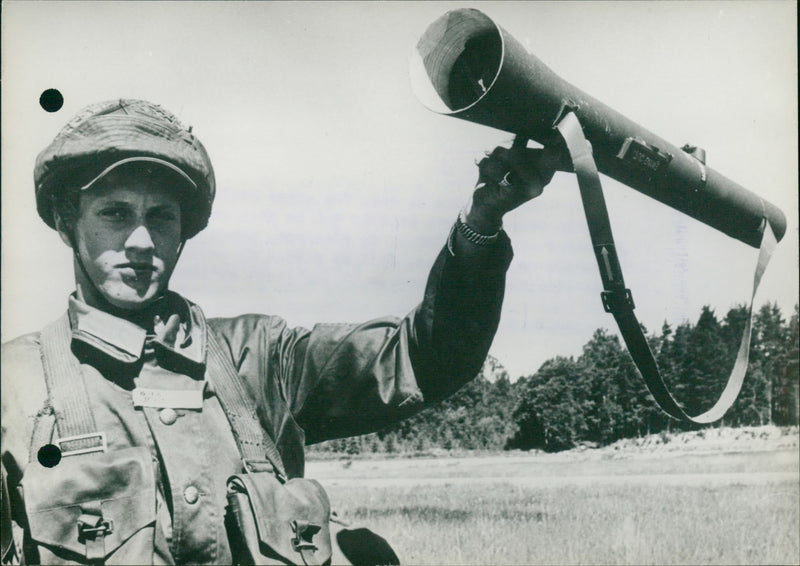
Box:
226, 472, 332, 565
21, 446, 156, 565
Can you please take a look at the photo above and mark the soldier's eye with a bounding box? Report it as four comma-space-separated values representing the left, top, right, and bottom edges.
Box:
99, 207, 129, 221
154, 210, 177, 221
148, 208, 179, 226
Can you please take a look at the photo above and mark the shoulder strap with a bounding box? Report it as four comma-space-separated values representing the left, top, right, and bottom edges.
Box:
39, 314, 106, 456
39, 311, 287, 477
553, 111, 777, 424
206, 330, 288, 480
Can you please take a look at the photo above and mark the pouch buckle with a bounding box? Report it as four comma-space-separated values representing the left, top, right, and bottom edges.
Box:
77, 516, 114, 539
77, 513, 113, 561
291, 520, 321, 552
57, 432, 107, 457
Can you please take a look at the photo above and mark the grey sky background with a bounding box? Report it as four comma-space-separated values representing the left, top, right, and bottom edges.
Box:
2, 1, 797, 380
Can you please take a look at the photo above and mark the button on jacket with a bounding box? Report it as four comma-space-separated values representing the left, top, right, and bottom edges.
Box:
1, 237, 512, 564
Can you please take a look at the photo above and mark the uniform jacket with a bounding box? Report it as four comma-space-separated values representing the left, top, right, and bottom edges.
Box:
1, 236, 512, 564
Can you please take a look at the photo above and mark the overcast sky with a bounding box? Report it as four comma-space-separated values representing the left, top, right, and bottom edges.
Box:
2, 1, 797, 379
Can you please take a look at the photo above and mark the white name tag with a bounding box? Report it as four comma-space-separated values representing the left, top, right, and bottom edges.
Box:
132, 388, 204, 409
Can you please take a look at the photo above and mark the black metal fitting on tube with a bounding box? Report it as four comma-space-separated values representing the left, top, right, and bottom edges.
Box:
410, 8, 787, 248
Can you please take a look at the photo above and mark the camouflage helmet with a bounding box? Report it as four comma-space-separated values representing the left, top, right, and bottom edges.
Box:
34, 99, 216, 239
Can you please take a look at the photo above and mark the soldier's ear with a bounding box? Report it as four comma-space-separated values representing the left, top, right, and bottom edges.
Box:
53, 212, 74, 249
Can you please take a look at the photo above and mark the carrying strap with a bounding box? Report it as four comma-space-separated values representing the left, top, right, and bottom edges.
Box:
40, 315, 107, 456
554, 111, 778, 423
206, 331, 288, 480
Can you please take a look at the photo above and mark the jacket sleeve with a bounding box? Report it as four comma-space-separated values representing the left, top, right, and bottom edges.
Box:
285, 234, 514, 444
1, 462, 17, 565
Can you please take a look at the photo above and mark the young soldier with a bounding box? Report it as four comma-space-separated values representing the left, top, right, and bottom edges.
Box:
1, 99, 555, 565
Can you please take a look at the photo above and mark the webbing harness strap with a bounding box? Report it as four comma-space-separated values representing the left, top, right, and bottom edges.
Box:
40, 315, 106, 456
554, 111, 778, 423
38, 311, 287, 479
38, 316, 110, 560
206, 331, 288, 480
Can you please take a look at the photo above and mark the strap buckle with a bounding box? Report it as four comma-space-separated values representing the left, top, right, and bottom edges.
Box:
77, 516, 114, 539
242, 458, 277, 475
601, 289, 635, 313
291, 520, 321, 552
77, 513, 113, 561
56, 432, 106, 457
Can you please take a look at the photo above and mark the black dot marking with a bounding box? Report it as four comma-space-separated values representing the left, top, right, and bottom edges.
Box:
37, 444, 62, 467
39, 89, 64, 112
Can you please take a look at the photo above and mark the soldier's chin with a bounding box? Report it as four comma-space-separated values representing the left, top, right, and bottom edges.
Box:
102, 285, 163, 311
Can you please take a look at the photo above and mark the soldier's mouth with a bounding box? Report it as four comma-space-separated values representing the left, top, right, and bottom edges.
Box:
118, 262, 156, 272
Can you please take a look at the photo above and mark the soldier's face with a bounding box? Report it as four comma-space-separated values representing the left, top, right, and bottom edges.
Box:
69, 173, 183, 310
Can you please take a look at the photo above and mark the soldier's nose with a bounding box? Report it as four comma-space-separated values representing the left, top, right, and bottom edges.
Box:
125, 225, 155, 251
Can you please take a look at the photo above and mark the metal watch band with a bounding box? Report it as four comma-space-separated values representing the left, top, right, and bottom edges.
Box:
455, 210, 500, 245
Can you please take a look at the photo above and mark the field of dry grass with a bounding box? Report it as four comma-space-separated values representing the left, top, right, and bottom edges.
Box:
307, 426, 799, 565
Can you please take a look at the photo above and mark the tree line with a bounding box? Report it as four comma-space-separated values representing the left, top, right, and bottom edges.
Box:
309, 302, 799, 455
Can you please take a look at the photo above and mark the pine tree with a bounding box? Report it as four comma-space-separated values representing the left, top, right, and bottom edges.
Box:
578, 329, 626, 444
509, 357, 588, 452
